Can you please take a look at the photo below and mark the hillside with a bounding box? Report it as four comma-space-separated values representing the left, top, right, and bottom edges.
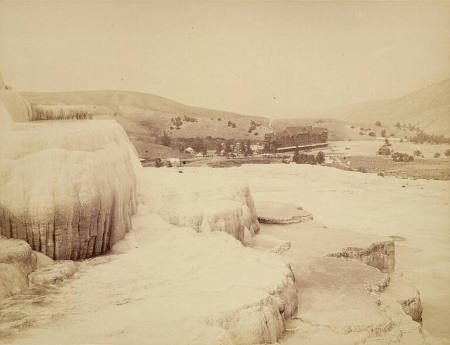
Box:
326, 79, 450, 136
22, 90, 273, 160
22, 91, 271, 153
21, 79, 449, 159
21, 91, 359, 158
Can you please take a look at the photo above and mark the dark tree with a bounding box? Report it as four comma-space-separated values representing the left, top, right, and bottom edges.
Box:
292, 147, 299, 163
316, 151, 325, 164
216, 142, 222, 155
246, 140, 253, 156
224, 141, 231, 155
161, 131, 171, 147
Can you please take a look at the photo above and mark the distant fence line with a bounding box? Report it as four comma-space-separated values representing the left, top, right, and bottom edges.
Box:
30, 104, 92, 121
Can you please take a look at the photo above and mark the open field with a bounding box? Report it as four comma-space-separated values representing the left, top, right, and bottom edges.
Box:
322, 140, 450, 180
332, 156, 450, 180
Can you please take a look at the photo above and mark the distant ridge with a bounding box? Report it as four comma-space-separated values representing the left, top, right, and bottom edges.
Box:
324, 79, 450, 136
21, 79, 449, 158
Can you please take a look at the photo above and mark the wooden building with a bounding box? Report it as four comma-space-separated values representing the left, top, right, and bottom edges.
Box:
265, 126, 328, 152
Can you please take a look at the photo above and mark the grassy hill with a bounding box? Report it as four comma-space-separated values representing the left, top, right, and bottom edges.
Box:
325, 79, 450, 137
22, 79, 449, 158
22, 90, 271, 159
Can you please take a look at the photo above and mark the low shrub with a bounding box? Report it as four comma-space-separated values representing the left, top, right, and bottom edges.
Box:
377, 145, 392, 155
413, 150, 424, 158
392, 152, 414, 162
293, 152, 317, 165
316, 151, 325, 164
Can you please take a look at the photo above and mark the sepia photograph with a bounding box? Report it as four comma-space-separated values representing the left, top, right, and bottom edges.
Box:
0, 1, 449, 344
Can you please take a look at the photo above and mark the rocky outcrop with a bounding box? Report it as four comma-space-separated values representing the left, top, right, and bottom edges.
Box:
256, 201, 313, 224
326, 240, 395, 273
208, 266, 297, 344
0, 214, 299, 344
28, 261, 77, 287
278, 257, 426, 345
0, 236, 75, 299
141, 168, 260, 242
0, 237, 34, 298
383, 274, 424, 323
0, 100, 140, 259
245, 201, 428, 344
399, 293, 423, 323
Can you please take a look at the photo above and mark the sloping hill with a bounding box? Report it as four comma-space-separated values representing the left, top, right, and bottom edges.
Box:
22, 90, 272, 159
22, 90, 271, 139
327, 79, 450, 136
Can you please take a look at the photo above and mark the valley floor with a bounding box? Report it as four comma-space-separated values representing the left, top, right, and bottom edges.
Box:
178, 140, 450, 180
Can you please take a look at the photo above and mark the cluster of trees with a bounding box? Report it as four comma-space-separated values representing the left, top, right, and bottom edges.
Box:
227, 120, 237, 128
160, 131, 171, 146
413, 150, 424, 158
170, 117, 183, 129
377, 145, 392, 155
292, 150, 325, 165
392, 122, 450, 144
170, 115, 198, 130
395, 122, 419, 131
248, 120, 261, 133
160, 135, 262, 157
392, 152, 414, 162
409, 130, 450, 145
159, 133, 208, 154
183, 115, 198, 122
217, 139, 253, 156
174, 137, 208, 155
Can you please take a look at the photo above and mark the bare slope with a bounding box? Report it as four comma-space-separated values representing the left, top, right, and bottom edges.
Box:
328, 79, 450, 136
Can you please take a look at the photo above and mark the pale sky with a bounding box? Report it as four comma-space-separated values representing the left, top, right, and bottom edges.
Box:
0, 0, 449, 118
